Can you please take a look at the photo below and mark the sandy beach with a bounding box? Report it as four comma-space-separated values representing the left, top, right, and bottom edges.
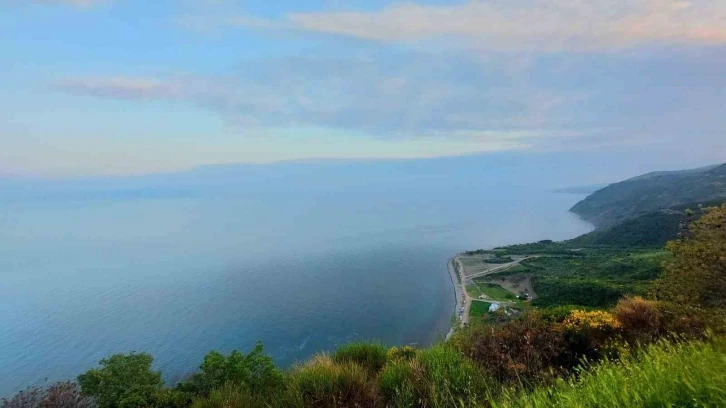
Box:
445, 256, 464, 340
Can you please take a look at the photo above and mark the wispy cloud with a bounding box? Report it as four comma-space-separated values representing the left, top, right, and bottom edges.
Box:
56, 77, 181, 99
52, 53, 585, 138
186, 0, 726, 51
51, 46, 726, 154
28, 0, 107, 7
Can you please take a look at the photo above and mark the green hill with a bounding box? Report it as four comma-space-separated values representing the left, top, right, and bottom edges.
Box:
567, 198, 726, 248
570, 163, 726, 228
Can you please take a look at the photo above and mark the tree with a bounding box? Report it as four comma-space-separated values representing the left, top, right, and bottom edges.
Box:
77, 353, 163, 408
656, 204, 726, 310
182, 342, 283, 395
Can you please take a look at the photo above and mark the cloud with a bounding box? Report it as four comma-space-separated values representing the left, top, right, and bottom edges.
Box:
52, 46, 726, 153
29, 0, 106, 7
55, 77, 182, 99
189, 0, 726, 51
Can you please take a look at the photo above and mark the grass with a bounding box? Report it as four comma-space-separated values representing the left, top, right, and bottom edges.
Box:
469, 301, 492, 317
332, 342, 388, 374
484, 256, 514, 264
286, 356, 378, 408
467, 284, 484, 298
476, 282, 517, 301
492, 338, 726, 408
379, 345, 493, 408
488, 250, 664, 308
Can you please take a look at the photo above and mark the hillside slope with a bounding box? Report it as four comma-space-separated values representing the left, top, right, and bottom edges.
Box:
570, 163, 726, 228
567, 198, 726, 248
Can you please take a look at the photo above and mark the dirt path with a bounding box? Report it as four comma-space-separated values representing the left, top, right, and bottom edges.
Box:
453, 256, 531, 327
456, 257, 472, 326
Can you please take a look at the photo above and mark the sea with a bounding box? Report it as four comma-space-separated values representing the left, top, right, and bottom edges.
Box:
0, 159, 593, 396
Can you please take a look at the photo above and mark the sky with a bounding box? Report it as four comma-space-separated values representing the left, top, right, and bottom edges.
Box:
1, 0, 725, 176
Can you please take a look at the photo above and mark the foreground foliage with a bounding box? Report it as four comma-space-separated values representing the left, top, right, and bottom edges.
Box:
657, 203, 726, 310
492, 338, 726, 408
1, 382, 95, 408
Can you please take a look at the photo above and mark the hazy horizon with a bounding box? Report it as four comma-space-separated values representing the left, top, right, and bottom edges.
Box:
2, 0, 726, 401
0, 161, 593, 395
2, 1, 726, 176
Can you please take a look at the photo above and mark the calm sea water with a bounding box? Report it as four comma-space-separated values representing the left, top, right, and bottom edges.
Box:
0, 166, 592, 396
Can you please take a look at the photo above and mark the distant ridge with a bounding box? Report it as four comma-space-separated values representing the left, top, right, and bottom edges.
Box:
570, 163, 726, 229
554, 184, 610, 195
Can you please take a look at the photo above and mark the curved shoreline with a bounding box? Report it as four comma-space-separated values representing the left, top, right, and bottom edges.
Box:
445, 256, 463, 341
445, 254, 530, 340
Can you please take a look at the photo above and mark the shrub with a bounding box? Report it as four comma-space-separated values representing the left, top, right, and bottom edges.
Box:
1, 382, 96, 408
378, 360, 417, 407
386, 346, 418, 362
415, 346, 491, 407
332, 342, 388, 374
655, 301, 711, 338
492, 338, 726, 407
285, 356, 378, 408
563, 310, 620, 331
379, 346, 492, 408
456, 313, 570, 385
181, 342, 283, 395
613, 296, 662, 344
560, 310, 622, 362
657, 204, 726, 310
538, 305, 590, 324
190, 385, 269, 408
77, 353, 163, 408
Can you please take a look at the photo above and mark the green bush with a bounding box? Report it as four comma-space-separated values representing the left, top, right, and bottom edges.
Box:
180, 341, 283, 395
416, 346, 491, 407
378, 345, 492, 408
331, 342, 388, 374
387, 345, 418, 361
77, 353, 163, 408
285, 356, 378, 408
190, 385, 268, 408
378, 360, 417, 407
493, 338, 726, 407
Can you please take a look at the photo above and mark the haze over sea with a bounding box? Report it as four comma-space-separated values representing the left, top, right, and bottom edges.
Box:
0, 156, 592, 396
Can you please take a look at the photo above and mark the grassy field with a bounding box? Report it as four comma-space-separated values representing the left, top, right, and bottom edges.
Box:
476, 282, 517, 301
466, 284, 484, 298
469, 301, 492, 317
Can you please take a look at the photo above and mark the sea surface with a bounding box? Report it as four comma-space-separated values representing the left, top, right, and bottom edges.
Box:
0, 163, 593, 395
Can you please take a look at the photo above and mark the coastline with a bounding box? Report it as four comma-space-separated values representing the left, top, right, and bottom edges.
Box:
445, 256, 463, 341
445, 253, 535, 339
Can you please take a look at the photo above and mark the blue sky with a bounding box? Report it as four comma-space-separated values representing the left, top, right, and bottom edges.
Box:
1, 0, 725, 176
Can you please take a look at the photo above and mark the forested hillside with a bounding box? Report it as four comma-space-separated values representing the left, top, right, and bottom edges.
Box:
567, 198, 726, 248
570, 163, 726, 228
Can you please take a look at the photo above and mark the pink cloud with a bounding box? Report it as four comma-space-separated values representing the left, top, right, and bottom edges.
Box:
191, 0, 726, 51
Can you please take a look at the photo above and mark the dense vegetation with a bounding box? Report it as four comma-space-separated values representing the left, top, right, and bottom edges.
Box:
482, 255, 514, 264
479, 199, 725, 309
487, 249, 667, 308
570, 162, 726, 228
493, 338, 726, 408
4, 186, 726, 407
568, 198, 726, 248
